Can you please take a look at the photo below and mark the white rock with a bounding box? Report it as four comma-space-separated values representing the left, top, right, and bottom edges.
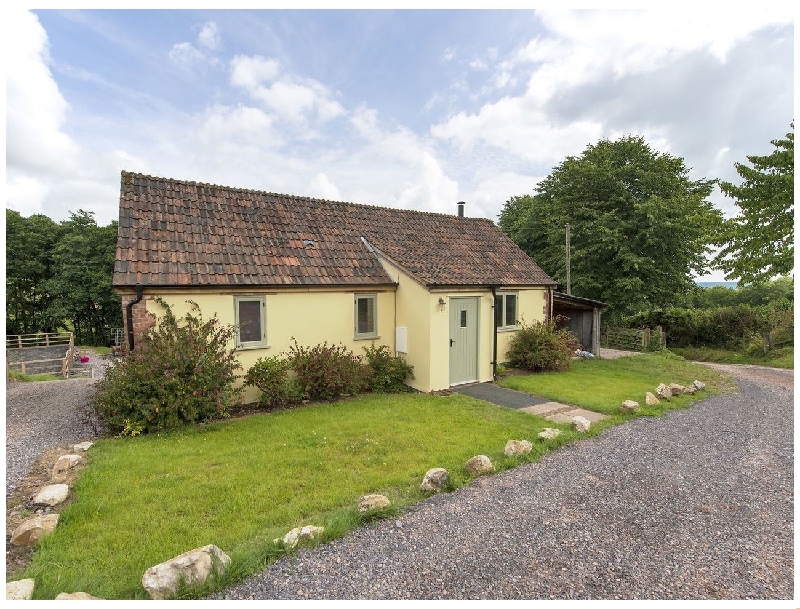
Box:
282, 525, 325, 549
141, 544, 231, 600
656, 383, 672, 400
11, 514, 59, 546
538, 428, 562, 440
55, 591, 103, 600
32, 483, 70, 507
692, 380, 706, 391
668, 383, 686, 396
73, 441, 94, 452
504, 439, 533, 457
645, 392, 660, 406
7, 579, 35, 600
52, 454, 83, 482
572, 416, 591, 432
465, 455, 494, 476
620, 400, 640, 414
420, 467, 450, 492
357, 494, 391, 513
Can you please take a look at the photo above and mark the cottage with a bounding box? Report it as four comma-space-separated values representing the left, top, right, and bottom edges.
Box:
113, 171, 556, 399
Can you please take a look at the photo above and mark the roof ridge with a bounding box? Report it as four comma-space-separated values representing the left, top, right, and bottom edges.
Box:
120, 170, 494, 223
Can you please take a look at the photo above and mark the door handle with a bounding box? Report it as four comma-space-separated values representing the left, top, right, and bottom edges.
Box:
450, 339, 455, 347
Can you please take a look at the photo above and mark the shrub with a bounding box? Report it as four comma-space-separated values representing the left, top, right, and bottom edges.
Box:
363, 343, 414, 393
244, 355, 300, 409
287, 339, 367, 401
90, 299, 242, 434
505, 319, 576, 372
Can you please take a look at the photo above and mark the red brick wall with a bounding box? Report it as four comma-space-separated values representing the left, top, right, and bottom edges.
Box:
119, 292, 157, 350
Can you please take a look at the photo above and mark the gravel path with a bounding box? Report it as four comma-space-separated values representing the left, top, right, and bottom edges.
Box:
5, 354, 109, 495
220, 366, 793, 600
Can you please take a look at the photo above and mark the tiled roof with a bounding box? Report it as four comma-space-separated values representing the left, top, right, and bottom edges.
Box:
113, 171, 556, 289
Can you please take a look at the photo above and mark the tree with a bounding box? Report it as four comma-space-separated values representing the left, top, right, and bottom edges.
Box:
5, 210, 61, 334
45, 210, 122, 345
713, 124, 794, 284
499, 136, 723, 319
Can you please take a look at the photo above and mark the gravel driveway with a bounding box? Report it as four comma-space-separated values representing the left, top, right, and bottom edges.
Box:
5, 355, 108, 495
220, 365, 793, 600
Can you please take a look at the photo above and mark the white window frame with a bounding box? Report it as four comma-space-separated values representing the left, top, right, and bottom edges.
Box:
354, 293, 378, 340
495, 292, 519, 331
234, 296, 268, 349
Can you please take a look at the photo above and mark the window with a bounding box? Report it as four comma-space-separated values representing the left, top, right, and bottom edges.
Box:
495, 292, 518, 330
235, 296, 267, 348
354, 294, 377, 339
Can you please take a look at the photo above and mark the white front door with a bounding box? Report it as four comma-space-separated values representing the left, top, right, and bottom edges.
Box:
449, 297, 479, 385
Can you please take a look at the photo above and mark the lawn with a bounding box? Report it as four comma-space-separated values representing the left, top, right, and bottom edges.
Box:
22, 393, 578, 600
498, 351, 734, 415
21, 352, 732, 599
669, 345, 793, 369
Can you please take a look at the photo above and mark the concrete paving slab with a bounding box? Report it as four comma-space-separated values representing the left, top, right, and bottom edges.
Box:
519, 402, 572, 416
547, 408, 609, 424
452, 383, 551, 409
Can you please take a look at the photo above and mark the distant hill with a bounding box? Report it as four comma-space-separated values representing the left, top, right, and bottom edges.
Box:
696, 281, 738, 289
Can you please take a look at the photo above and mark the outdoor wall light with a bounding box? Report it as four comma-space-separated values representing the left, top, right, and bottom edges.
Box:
438, 297, 446, 311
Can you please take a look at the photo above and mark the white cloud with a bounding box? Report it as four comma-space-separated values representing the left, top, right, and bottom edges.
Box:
168, 41, 205, 67
469, 58, 488, 71
230, 54, 280, 88
309, 173, 341, 200
6, 10, 80, 175
194, 104, 280, 148
197, 21, 221, 50
442, 46, 456, 62
230, 55, 344, 125
5, 173, 50, 215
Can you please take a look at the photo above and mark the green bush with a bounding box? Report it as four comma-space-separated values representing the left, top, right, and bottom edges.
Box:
506, 319, 576, 372
363, 343, 414, 393
287, 339, 367, 401
90, 299, 242, 434
244, 355, 300, 409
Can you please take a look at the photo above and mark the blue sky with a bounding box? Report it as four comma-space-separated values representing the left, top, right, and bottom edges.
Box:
5, 8, 795, 281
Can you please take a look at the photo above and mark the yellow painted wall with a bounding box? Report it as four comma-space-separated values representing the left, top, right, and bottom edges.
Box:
496, 288, 548, 364
146, 289, 395, 403
374, 258, 433, 392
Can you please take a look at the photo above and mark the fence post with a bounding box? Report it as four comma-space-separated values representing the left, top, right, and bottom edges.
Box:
21, 362, 26, 375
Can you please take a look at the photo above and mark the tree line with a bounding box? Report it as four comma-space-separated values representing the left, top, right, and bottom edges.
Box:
499, 124, 794, 322
6, 209, 121, 346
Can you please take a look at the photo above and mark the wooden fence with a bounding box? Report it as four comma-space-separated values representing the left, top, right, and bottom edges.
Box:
6, 333, 75, 378
602, 326, 666, 352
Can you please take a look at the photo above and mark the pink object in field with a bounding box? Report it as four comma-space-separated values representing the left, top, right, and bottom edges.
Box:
80, 356, 90, 363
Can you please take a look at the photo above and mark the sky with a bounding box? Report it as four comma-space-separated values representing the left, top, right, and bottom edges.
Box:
4, 7, 795, 281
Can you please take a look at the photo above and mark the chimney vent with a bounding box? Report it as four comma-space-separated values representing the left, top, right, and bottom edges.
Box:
457, 201, 465, 217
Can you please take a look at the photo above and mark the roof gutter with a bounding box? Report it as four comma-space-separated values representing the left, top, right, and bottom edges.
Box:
125, 285, 144, 351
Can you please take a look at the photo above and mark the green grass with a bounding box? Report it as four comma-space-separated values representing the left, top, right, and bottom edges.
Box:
7, 370, 62, 382
499, 351, 734, 415
669, 345, 793, 369
77, 345, 113, 355
20, 353, 735, 599
22, 393, 582, 600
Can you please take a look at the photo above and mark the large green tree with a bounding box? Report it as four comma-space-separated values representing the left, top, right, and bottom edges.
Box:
45, 210, 122, 345
713, 125, 794, 284
5, 210, 60, 335
499, 136, 723, 319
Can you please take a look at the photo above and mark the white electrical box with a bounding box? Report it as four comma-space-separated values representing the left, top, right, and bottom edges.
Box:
395, 327, 408, 353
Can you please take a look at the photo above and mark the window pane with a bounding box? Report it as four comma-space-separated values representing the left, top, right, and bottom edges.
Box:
239, 300, 262, 343
357, 296, 374, 334
505, 295, 517, 327
494, 295, 503, 327
460, 310, 468, 328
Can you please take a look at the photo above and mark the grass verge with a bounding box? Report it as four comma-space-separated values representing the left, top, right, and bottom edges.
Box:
668, 345, 793, 369
6, 370, 62, 382
20, 352, 733, 599
499, 351, 735, 415
22, 393, 579, 599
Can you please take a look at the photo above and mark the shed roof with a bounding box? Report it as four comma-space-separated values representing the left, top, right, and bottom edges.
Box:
113, 171, 556, 289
